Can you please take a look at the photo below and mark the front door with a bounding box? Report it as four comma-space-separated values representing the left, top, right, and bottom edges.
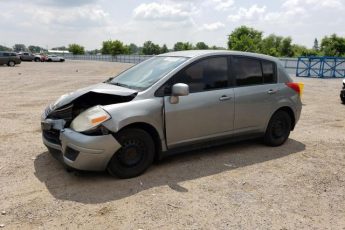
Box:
162, 56, 235, 148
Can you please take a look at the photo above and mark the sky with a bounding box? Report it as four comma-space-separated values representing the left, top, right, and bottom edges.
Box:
0, 0, 344, 50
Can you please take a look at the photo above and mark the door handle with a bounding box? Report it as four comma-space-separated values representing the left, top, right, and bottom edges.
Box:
267, 89, 277, 95
219, 95, 231, 101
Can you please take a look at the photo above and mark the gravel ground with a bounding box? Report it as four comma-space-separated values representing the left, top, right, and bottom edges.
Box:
0, 61, 345, 229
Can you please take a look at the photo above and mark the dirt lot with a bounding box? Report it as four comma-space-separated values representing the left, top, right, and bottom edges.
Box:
0, 61, 345, 229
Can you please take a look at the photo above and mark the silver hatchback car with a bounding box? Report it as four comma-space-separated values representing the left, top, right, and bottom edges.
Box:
41, 50, 303, 178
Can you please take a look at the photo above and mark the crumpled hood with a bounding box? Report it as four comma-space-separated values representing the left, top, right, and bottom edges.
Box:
52, 83, 137, 110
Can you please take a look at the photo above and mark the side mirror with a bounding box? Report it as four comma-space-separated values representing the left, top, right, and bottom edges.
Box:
172, 83, 189, 96
170, 83, 189, 104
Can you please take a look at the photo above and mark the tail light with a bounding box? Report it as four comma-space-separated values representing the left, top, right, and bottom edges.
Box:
286, 82, 304, 96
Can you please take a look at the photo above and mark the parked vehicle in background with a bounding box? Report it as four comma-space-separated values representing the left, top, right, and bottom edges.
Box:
34, 54, 44, 62
41, 50, 303, 178
47, 55, 65, 62
19, 52, 35, 61
340, 79, 345, 104
0, 51, 21, 67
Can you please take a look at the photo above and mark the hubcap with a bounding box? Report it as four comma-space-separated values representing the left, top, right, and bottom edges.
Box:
117, 140, 145, 167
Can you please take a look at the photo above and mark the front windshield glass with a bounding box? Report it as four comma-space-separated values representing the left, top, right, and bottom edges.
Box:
109, 56, 188, 90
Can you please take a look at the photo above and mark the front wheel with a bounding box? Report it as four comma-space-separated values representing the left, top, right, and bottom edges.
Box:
264, 110, 291, 147
107, 128, 155, 178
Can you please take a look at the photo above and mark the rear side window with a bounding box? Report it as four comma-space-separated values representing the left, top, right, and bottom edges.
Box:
262, 61, 275, 83
232, 57, 276, 86
169, 57, 229, 93
233, 57, 262, 86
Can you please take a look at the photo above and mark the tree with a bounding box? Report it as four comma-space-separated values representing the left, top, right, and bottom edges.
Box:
313, 38, 319, 51
68, 44, 85, 55
28, 45, 45, 53
173, 42, 193, 51
101, 40, 129, 55
227, 26, 263, 52
279, 37, 294, 57
260, 34, 283, 57
195, 42, 209, 50
129, 43, 139, 54
13, 44, 26, 52
160, 44, 169, 53
0, 45, 11, 51
142, 41, 161, 55
320, 34, 345, 56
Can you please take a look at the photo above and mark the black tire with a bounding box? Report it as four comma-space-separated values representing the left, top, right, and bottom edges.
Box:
264, 110, 291, 147
7, 61, 15, 67
60, 59, 65, 62
47, 59, 52, 62
107, 128, 155, 178
34, 57, 41, 62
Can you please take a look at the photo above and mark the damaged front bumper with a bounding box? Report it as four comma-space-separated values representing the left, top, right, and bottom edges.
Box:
42, 120, 121, 171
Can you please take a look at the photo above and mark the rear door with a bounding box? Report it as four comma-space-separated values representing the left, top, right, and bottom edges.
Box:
231, 56, 278, 132
162, 56, 235, 147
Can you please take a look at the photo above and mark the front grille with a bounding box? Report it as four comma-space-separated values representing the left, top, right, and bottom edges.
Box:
43, 129, 61, 145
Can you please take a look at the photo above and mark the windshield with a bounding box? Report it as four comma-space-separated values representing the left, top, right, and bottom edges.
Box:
109, 56, 188, 90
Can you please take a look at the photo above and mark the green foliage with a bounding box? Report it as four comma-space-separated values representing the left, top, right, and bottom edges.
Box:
129, 43, 139, 54
142, 41, 161, 55
160, 44, 169, 53
28, 45, 45, 53
227, 26, 263, 52
195, 42, 209, 50
174, 42, 193, 51
13, 44, 26, 52
260, 34, 283, 56
0, 45, 11, 51
68, 44, 85, 55
320, 34, 345, 56
313, 38, 319, 51
101, 40, 129, 55
280, 37, 294, 57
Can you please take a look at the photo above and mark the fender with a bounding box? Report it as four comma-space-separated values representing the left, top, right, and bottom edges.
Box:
101, 98, 167, 150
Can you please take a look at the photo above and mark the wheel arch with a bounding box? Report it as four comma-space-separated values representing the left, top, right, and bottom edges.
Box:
273, 106, 296, 130
117, 122, 163, 161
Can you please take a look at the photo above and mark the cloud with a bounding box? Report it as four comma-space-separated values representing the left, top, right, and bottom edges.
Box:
19, 0, 99, 7
228, 4, 266, 22
209, 0, 234, 11
133, 2, 192, 21
202, 22, 226, 31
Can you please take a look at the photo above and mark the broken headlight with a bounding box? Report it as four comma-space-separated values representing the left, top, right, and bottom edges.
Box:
70, 106, 111, 132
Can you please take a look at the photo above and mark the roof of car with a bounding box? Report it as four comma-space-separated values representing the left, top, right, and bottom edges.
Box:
158, 50, 279, 62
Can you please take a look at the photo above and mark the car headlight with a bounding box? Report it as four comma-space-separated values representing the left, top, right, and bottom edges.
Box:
70, 106, 111, 132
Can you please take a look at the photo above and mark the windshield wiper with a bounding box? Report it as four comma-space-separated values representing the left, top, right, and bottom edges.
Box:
111, 82, 132, 89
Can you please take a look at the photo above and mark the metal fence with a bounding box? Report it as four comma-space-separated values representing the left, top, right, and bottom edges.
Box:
63, 54, 153, 64
63, 54, 299, 74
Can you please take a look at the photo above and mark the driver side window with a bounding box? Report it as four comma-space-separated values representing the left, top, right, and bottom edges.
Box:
157, 56, 229, 96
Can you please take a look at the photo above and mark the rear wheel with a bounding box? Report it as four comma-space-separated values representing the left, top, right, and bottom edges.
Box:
34, 57, 41, 62
264, 110, 291, 146
107, 128, 155, 178
7, 61, 15, 67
